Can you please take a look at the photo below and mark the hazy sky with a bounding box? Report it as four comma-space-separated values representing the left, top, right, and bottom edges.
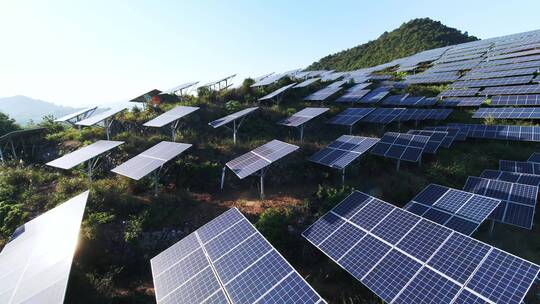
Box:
1, 0, 539, 107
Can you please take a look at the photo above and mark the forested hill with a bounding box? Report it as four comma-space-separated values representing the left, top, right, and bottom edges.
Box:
308, 18, 479, 71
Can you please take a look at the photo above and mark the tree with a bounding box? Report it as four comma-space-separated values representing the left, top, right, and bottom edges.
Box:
0, 112, 20, 135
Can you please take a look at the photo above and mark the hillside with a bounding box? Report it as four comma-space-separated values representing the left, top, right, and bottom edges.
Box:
308, 18, 479, 71
0, 95, 79, 125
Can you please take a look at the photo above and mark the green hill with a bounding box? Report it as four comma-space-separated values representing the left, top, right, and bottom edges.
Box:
308, 18, 479, 71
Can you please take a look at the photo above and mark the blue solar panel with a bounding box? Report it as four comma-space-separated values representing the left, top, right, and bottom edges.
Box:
357, 87, 390, 103
361, 108, 405, 124
473, 107, 540, 119
480, 169, 540, 187
500, 159, 540, 175
448, 123, 540, 143
453, 289, 490, 304
528, 152, 540, 164
327, 108, 375, 126
370, 132, 430, 163
152, 208, 324, 304
302, 191, 540, 304
309, 135, 379, 169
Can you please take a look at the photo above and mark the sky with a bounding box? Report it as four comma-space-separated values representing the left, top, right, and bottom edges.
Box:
1, 0, 539, 107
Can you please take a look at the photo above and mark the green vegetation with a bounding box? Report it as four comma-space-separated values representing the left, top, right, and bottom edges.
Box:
308, 18, 478, 71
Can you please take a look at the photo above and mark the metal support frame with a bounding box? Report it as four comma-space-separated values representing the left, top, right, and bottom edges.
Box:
488, 220, 495, 237
86, 156, 101, 182
341, 168, 346, 185
66, 108, 97, 126
224, 116, 248, 144
104, 118, 115, 140
396, 159, 401, 171
299, 124, 305, 142
209, 78, 233, 91
153, 166, 164, 196
220, 166, 227, 190
171, 119, 181, 142
349, 125, 353, 135
257, 167, 268, 200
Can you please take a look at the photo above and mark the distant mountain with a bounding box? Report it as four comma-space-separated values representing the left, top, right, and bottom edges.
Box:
0, 95, 80, 125
308, 18, 479, 71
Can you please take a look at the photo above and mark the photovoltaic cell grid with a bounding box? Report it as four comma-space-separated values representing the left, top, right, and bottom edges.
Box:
327, 108, 375, 126
277, 107, 329, 127
370, 132, 430, 163
55, 106, 97, 123
396, 109, 453, 122
151, 208, 324, 304
357, 87, 390, 103
404, 184, 501, 235
226, 140, 299, 179
481, 84, 540, 96
450, 75, 534, 89
528, 152, 540, 164
462, 67, 539, 80
480, 169, 540, 187
309, 135, 380, 169
293, 77, 320, 88
406, 130, 448, 154
144, 106, 200, 128
439, 97, 486, 107
46, 140, 124, 169
448, 123, 540, 142
437, 88, 481, 98
463, 176, 538, 229
499, 160, 540, 175
208, 107, 258, 128
473, 107, 540, 119
425, 125, 466, 143
381, 94, 407, 105
0, 191, 88, 304
335, 89, 371, 103
302, 191, 540, 304
361, 108, 405, 124
111, 141, 191, 180
304, 86, 342, 101
76, 107, 127, 126
472, 60, 540, 73
490, 95, 540, 106
258, 83, 297, 101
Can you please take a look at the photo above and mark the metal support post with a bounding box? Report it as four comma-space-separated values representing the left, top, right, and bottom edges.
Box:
10, 140, 17, 159
220, 166, 226, 190
87, 160, 93, 182
488, 220, 495, 237
341, 168, 345, 185
349, 125, 353, 135
300, 125, 305, 142
396, 159, 401, 171
233, 120, 237, 144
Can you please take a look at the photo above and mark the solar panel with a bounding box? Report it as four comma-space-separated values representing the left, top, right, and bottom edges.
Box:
400, 96, 429, 106
528, 152, 540, 164
143, 106, 200, 128
480, 169, 540, 187
404, 184, 501, 235
293, 77, 320, 88
258, 83, 296, 101
472, 60, 540, 73
397, 109, 453, 122
357, 87, 390, 103
151, 208, 324, 304
111, 141, 191, 180
450, 75, 534, 89
437, 88, 480, 98
481, 84, 540, 95
327, 108, 375, 126
327, 79, 348, 88
425, 126, 465, 143
302, 191, 540, 304
161, 82, 199, 95
463, 176, 538, 229
226, 140, 299, 179
488, 48, 540, 61
75, 107, 127, 126
448, 123, 540, 142
490, 94, 540, 106
500, 159, 540, 175
473, 107, 540, 119
462, 67, 539, 80
370, 132, 430, 163
0, 191, 88, 304
55, 106, 97, 123
209, 107, 258, 128
404, 73, 461, 84
439, 97, 486, 107
347, 82, 371, 91
361, 108, 406, 124
277, 107, 329, 127
46, 140, 124, 169
335, 89, 371, 103
309, 135, 379, 169
406, 130, 448, 153
130, 89, 162, 103
304, 86, 342, 101
381, 94, 407, 105
250, 73, 286, 87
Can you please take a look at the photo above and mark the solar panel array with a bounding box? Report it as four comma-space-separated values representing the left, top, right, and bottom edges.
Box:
357, 87, 390, 103
293, 77, 320, 88
406, 130, 448, 153
302, 191, 540, 304
335, 89, 371, 103
499, 160, 540, 175
370, 132, 430, 163
450, 75, 534, 89
258, 83, 297, 101
448, 123, 540, 142
55, 107, 97, 123
304, 86, 342, 101
151, 208, 324, 304
481, 169, 540, 187
462, 67, 539, 80
464, 176, 538, 229
161, 82, 199, 95
144, 106, 200, 128
226, 140, 299, 179
529, 152, 540, 164
473, 107, 540, 119
76, 107, 127, 126
439, 97, 486, 107
111, 141, 191, 180
0, 191, 88, 304
46, 140, 124, 169
208, 107, 258, 128
437, 88, 481, 98
381, 94, 406, 105
309, 135, 379, 169
327, 108, 375, 126
277, 107, 329, 127
404, 184, 501, 235
490, 95, 540, 106
481, 84, 540, 95
397, 109, 453, 122
361, 108, 405, 124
